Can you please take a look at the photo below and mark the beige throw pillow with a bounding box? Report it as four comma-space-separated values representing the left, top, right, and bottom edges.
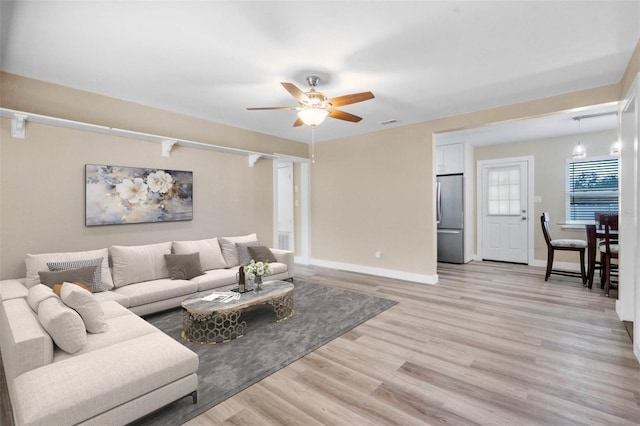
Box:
27, 284, 57, 312
60, 282, 108, 334
38, 297, 87, 354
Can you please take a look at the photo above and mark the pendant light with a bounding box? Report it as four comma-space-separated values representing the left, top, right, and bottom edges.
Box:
572, 117, 586, 159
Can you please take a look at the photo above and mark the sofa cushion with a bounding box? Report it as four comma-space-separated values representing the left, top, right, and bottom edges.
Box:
247, 245, 278, 264
25, 248, 113, 290
218, 234, 258, 267
111, 242, 172, 287
112, 278, 197, 307
27, 284, 57, 312
172, 238, 227, 270
53, 309, 159, 362
37, 297, 87, 354
164, 253, 205, 280
60, 283, 108, 334
38, 265, 96, 292
93, 290, 131, 308
190, 268, 238, 292
47, 257, 104, 292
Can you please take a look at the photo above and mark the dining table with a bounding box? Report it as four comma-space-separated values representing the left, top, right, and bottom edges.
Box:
587, 226, 618, 289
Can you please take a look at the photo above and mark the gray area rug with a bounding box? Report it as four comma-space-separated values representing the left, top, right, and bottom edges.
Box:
131, 279, 397, 425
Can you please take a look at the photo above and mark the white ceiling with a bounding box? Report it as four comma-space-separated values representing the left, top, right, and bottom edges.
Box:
1, 1, 639, 144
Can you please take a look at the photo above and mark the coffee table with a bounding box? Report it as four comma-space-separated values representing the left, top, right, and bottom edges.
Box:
181, 280, 294, 344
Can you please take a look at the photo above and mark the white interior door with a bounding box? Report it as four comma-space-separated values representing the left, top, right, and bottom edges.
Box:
481, 160, 529, 263
277, 162, 294, 250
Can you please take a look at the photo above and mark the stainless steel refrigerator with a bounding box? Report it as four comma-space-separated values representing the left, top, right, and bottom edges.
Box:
436, 174, 464, 263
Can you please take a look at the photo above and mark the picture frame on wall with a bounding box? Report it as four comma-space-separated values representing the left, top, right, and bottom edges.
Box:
85, 164, 193, 226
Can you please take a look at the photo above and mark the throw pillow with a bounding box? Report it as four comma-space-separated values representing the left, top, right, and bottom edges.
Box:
164, 253, 205, 280
60, 282, 108, 334
47, 258, 104, 292
218, 234, 258, 267
37, 297, 87, 354
52, 282, 90, 296
27, 284, 57, 312
236, 241, 260, 266
24, 248, 113, 290
172, 238, 227, 270
110, 242, 172, 287
247, 245, 278, 263
38, 266, 96, 291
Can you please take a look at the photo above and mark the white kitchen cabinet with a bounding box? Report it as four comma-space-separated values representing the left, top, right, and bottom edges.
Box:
436, 143, 464, 175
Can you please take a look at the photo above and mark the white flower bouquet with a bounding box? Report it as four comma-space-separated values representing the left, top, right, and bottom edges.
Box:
243, 260, 271, 281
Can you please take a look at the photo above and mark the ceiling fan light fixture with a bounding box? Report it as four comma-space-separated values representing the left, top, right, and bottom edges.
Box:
298, 108, 329, 127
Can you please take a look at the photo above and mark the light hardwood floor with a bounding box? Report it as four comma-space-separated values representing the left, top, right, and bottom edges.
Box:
187, 261, 640, 426
2, 261, 639, 425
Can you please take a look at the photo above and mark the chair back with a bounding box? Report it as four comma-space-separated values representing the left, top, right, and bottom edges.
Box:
601, 214, 618, 257
595, 212, 618, 230
540, 212, 552, 247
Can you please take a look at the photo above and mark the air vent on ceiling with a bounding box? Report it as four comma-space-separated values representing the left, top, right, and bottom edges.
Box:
380, 119, 399, 126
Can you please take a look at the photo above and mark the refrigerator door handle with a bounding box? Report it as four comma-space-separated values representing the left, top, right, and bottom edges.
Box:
436, 181, 442, 224
438, 229, 462, 234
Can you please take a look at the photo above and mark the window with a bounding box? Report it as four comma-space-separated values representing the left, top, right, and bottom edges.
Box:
487, 166, 521, 215
567, 157, 619, 222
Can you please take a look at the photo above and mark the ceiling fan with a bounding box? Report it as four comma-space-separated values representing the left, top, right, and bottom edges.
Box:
247, 75, 375, 127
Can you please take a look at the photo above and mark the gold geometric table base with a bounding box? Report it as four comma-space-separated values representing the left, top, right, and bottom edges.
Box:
181, 290, 294, 345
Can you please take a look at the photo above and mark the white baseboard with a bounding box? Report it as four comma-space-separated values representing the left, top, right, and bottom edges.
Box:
635, 341, 640, 365
308, 258, 438, 285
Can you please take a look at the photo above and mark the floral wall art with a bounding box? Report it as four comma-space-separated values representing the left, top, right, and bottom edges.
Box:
85, 164, 193, 226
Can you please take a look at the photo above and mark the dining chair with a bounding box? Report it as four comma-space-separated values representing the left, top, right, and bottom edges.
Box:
599, 214, 619, 297
540, 212, 587, 284
585, 224, 603, 289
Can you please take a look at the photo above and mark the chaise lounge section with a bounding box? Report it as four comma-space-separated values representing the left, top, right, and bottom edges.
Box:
0, 233, 293, 425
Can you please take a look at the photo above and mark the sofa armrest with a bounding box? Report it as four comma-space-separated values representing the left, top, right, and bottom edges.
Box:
0, 298, 53, 388
0, 279, 28, 302
270, 248, 294, 279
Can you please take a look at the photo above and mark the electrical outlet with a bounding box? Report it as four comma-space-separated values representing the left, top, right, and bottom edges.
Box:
375, 251, 382, 259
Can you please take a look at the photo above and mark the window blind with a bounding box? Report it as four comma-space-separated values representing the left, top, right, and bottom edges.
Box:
567, 158, 619, 221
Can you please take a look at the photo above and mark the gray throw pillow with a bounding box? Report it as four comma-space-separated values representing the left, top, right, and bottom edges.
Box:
38, 266, 97, 291
47, 257, 104, 292
247, 245, 277, 263
236, 241, 260, 266
164, 253, 205, 280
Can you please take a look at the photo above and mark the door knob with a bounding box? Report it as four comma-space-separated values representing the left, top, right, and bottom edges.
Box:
522, 216, 527, 221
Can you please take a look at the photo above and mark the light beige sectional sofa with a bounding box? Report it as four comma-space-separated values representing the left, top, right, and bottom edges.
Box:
0, 234, 294, 425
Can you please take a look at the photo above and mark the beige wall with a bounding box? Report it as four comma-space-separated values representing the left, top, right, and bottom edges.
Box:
621, 38, 640, 97
0, 73, 307, 279
311, 84, 620, 280
474, 129, 617, 264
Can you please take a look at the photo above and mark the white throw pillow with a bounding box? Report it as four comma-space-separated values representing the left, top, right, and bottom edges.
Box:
172, 238, 227, 271
27, 284, 57, 312
25, 248, 114, 290
60, 282, 108, 334
110, 242, 172, 287
38, 297, 87, 354
218, 234, 258, 268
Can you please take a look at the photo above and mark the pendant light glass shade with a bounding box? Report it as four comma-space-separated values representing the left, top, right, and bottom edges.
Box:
298, 108, 329, 127
572, 117, 586, 159
572, 143, 586, 159
609, 139, 621, 156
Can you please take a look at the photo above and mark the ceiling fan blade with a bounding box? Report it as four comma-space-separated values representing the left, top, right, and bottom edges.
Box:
246, 106, 297, 110
293, 117, 304, 127
328, 109, 362, 123
328, 91, 375, 107
281, 82, 309, 102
